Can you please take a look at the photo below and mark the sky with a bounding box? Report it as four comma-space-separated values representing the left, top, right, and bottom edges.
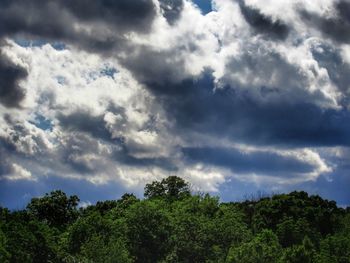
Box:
0, 0, 350, 209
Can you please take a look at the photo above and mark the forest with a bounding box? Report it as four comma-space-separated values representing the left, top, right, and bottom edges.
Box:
0, 176, 349, 263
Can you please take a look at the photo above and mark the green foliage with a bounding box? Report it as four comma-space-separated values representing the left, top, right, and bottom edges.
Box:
144, 176, 190, 200
249, 191, 342, 236
276, 217, 320, 247
226, 229, 282, 263
79, 235, 132, 263
0, 228, 10, 263
124, 200, 172, 263
167, 195, 221, 262
27, 190, 79, 228
2, 216, 58, 262
279, 236, 316, 263
0, 176, 349, 263
316, 233, 350, 263
167, 195, 251, 263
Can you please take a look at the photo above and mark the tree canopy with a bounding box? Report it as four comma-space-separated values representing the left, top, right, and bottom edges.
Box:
0, 176, 349, 262
144, 175, 191, 200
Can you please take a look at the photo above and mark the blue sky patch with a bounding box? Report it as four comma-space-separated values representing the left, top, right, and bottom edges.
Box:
31, 114, 53, 131
101, 66, 118, 79
193, 0, 212, 14
15, 38, 66, 50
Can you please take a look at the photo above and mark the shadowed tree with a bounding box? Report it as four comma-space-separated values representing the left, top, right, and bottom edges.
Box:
144, 176, 191, 200
279, 236, 316, 263
27, 190, 79, 228
0, 228, 10, 263
125, 200, 171, 263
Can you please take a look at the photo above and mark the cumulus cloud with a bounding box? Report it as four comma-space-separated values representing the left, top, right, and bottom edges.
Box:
300, 0, 350, 44
0, 0, 350, 204
183, 146, 331, 181
3, 163, 35, 181
0, 51, 27, 107
238, 0, 290, 40
159, 0, 184, 24
0, 149, 35, 181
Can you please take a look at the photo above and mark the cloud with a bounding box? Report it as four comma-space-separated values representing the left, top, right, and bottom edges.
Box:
3, 163, 35, 181
57, 110, 115, 142
147, 73, 350, 148
159, 0, 184, 24
0, 41, 182, 190
0, 148, 35, 181
0, 0, 158, 37
238, 0, 290, 40
182, 147, 328, 178
61, 0, 157, 32
0, 0, 350, 207
1, 0, 154, 108
300, 0, 350, 44
0, 52, 27, 107
311, 42, 350, 99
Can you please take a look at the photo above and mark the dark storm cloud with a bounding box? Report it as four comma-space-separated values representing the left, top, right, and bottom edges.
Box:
0, 0, 160, 56
114, 149, 178, 171
62, 0, 157, 32
311, 43, 350, 98
0, 0, 162, 106
0, 0, 157, 37
148, 74, 350, 147
0, 1, 76, 41
0, 139, 28, 180
119, 44, 194, 85
0, 0, 183, 44
300, 0, 350, 43
0, 148, 11, 177
57, 111, 116, 142
0, 0, 349, 208
222, 49, 312, 99
0, 52, 27, 108
159, 0, 184, 25
238, 0, 290, 40
57, 110, 177, 172
0, 0, 183, 109
183, 147, 315, 175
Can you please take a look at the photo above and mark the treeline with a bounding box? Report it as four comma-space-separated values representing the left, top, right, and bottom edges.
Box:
0, 176, 349, 263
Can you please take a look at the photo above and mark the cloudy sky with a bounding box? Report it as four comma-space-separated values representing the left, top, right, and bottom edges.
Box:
1, 0, 350, 209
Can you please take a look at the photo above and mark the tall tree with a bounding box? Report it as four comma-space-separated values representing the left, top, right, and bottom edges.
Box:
27, 190, 79, 228
144, 176, 191, 200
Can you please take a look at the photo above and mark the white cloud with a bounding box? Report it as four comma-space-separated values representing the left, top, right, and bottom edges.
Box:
3, 163, 36, 181
181, 164, 227, 192
0, 0, 347, 195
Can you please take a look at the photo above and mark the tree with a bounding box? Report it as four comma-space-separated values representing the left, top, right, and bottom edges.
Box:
124, 200, 172, 263
27, 190, 79, 228
166, 195, 251, 262
0, 187, 348, 263
0, 228, 10, 263
316, 233, 350, 263
144, 176, 191, 200
249, 191, 343, 236
3, 217, 58, 263
279, 236, 316, 263
276, 217, 319, 247
167, 195, 220, 262
226, 229, 282, 263
79, 235, 132, 263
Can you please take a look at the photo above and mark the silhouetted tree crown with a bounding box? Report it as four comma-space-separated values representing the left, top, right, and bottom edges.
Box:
27, 190, 79, 228
144, 175, 191, 200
